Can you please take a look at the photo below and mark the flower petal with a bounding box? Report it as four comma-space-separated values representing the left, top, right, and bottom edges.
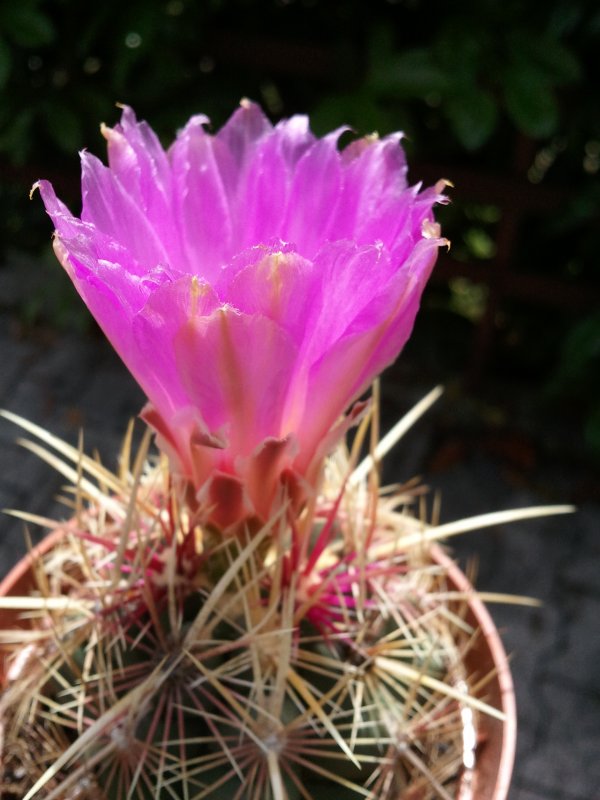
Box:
102, 107, 188, 271
330, 132, 408, 243
169, 117, 235, 278
215, 99, 272, 170
294, 238, 440, 470
280, 129, 346, 256
232, 115, 315, 249
217, 245, 320, 345
239, 435, 299, 520
132, 275, 221, 419
38, 180, 169, 369
306, 241, 395, 355
80, 151, 172, 271
173, 307, 298, 458
196, 471, 254, 530
105, 106, 173, 205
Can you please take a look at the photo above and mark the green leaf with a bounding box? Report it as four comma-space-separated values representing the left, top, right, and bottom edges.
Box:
503, 62, 558, 139
445, 89, 498, 150
1, 3, 55, 48
0, 35, 11, 89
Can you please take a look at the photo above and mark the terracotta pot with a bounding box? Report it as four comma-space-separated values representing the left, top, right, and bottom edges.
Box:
0, 530, 66, 683
0, 535, 515, 799
432, 544, 516, 800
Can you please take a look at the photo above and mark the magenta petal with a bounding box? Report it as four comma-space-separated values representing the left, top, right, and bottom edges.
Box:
294, 238, 440, 472
330, 133, 408, 242
356, 186, 417, 252
295, 239, 440, 470
232, 115, 315, 249
233, 132, 292, 249
280, 129, 346, 256
306, 241, 395, 355
169, 118, 235, 278
102, 107, 188, 271
271, 114, 315, 166
36, 179, 80, 238
108, 106, 172, 192
215, 99, 272, 169
80, 151, 172, 270
356, 237, 441, 371
38, 181, 169, 370
50, 235, 138, 368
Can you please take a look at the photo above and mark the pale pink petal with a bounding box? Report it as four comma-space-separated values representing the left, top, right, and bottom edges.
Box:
303, 400, 370, 489
217, 245, 320, 345
238, 435, 298, 521
173, 308, 298, 457
132, 276, 220, 418
196, 471, 254, 530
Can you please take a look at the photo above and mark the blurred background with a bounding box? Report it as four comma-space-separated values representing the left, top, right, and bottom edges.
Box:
0, 3, 599, 798
0, 0, 599, 472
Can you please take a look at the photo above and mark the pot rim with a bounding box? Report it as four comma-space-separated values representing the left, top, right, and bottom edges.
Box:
431, 543, 516, 800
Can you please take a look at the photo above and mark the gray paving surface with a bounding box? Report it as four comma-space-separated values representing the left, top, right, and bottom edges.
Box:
0, 255, 598, 800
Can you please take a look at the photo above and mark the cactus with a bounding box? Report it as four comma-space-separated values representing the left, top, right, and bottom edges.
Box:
0, 103, 573, 798
1, 396, 499, 800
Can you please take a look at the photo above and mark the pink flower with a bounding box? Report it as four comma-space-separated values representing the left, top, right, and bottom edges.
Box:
38, 101, 446, 530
